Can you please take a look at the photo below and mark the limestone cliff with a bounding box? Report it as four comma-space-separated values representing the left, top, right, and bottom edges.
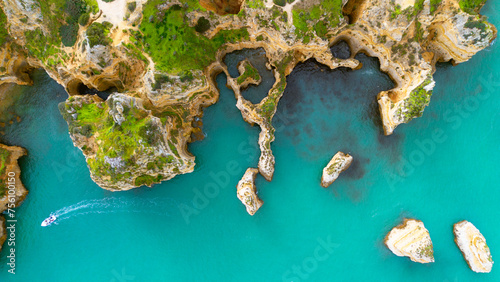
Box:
454, 220, 493, 273
385, 218, 435, 263
236, 168, 263, 215
0, 0, 494, 191
321, 152, 353, 188
59, 93, 196, 190
0, 143, 27, 251
0, 43, 32, 86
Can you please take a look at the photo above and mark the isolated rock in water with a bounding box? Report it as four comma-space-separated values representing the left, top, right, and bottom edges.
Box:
454, 220, 493, 273
237, 168, 263, 216
321, 152, 353, 188
385, 219, 435, 263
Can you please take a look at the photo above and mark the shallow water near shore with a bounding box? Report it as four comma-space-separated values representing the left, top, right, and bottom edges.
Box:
1, 2, 500, 281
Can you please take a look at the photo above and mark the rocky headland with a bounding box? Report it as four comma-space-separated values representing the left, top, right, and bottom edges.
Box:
454, 220, 493, 273
0, 143, 27, 251
321, 152, 353, 188
385, 218, 435, 263
0, 0, 495, 193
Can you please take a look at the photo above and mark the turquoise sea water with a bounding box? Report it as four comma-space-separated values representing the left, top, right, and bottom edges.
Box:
0, 3, 500, 281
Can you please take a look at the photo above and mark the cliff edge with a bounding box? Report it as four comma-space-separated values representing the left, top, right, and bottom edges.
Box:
0, 0, 494, 191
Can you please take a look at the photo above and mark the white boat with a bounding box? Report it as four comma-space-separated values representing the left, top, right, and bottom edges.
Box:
41, 215, 56, 227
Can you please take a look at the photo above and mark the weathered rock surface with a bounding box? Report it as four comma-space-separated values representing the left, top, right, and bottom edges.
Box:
454, 220, 493, 273
59, 93, 195, 191
236, 168, 263, 215
0, 0, 495, 191
236, 59, 261, 89
0, 43, 32, 86
0, 143, 27, 251
385, 219, 435, 263
321, 152, 353, 188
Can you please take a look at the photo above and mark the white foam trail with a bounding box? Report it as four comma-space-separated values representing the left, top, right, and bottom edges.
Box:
43, 197, 174, 226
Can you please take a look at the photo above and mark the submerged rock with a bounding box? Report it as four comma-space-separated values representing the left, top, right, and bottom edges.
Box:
236, 168, 263, 215
454, 220, 493, 273
385, 219, 435, 263
320, 152, 353, 188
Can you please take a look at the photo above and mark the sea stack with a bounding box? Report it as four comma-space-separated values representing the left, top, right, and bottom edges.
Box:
454, 220, 493, 273
236, 168, 263, 216
320, 152, 352, 188
385, 219, 435, 263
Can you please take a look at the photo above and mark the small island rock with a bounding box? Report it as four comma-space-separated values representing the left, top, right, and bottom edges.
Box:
454, 220, 493, 273
236, 168, 263, 216
320, 152, 353, 188
385, 219, 435, 263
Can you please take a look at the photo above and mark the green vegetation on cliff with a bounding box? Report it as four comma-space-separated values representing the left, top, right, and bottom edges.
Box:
0, 7, 8, 47
135, 174, 162, 186
459, 0, 487, 14
273, 0, 287, 7
0, 148, 10, 197
25, 28, 61, 62
36, 0, 98, 47
246, 0, 266, 9
24, 0, 99, 63
292, 0, 343, 41
139, 1, 249, 74
77, 101, 152, 167
87, 22, 113, 47
430, 0, 443, 13
237, 62, 260, 84
464, 16, 491, 41
399, 78, 433, 122
59, 96, 179, 188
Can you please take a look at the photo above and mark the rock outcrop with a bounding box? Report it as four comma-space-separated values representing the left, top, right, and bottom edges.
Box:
0, 0, 494, 191
0, 143, 27, 251
236, 59, 261, 89
0, 43, 32, 86
321, 152, 353, 188
385, 218, 435, 263
236, 168, 263, 215
454, 220, 493, 273
59, 93, 195, 191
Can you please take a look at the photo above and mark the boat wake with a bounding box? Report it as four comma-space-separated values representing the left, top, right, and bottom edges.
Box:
43, 197, 175, 226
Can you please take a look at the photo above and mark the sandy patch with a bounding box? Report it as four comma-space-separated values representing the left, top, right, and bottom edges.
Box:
395, 0, 415, 10
96, 0, 127, 26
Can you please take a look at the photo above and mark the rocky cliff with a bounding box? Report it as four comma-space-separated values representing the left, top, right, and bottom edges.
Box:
59, 93, 196, 190
0, 143, 27, 251
0, 0, 494, 191
385, 218, 435, 263
454, 220, 493, 273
